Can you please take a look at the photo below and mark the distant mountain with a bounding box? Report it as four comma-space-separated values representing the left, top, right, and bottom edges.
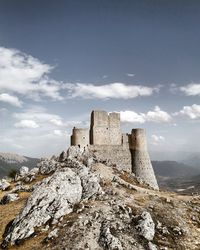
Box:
152, 160, 200, 194
152, 160, 200, 178
150, 151, 200, 165
183, 153, 200, 168
0, 153, 39, 178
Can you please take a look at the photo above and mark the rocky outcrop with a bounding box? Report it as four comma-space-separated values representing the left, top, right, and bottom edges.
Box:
15, 166, 39, 183
135, 211, 155, 241
2, 167, 82, 247
0, 193, 19, 205
37, 158, 58, 175
2, 147, 102, 248
0, 179, 10, 191
99, 221, 123, 250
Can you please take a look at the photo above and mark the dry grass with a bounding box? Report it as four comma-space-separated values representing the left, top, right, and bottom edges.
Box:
0, 192, 30, 245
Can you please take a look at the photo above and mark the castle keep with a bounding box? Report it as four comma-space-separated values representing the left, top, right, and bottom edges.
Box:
71, 110, 159, 190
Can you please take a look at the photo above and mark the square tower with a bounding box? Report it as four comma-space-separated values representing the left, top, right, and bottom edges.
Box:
90, 110, 121, 145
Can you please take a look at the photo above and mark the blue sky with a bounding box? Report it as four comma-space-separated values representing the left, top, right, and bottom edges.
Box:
0, 0, 200, 157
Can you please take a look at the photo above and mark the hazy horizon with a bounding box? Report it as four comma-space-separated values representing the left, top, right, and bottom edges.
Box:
0, 0, 200, 157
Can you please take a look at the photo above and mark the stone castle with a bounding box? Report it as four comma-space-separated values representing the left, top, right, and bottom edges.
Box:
71, 110, 159, 190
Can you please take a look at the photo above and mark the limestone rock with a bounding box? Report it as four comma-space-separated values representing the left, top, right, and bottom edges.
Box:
135, 211, 155, 241
29, 167, 39, 175
12, 184, 33, 193
99, 221, 123, 250
19, 166, 29, 176
148, 242, 157, 250
67, 146, 84, 159
2, 168, 82, 247
15, 166, 37, 183
48, 228, 59, 239
37, 158, 58, 174
0, 193, 19, 205
0, 179, 10, 191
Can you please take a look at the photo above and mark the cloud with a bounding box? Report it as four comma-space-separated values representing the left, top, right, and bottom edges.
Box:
151, 134, 165, 145
50, 119, 64, 126
120, 111, 145, 123
13, 106, 63, 124
0, 93, 22, 107
53, 129, 64, 136
180, 83, 200, 96
14, 120, 39, 129
0, 47, 63, 101
174, 104, 200, 119
126, 73, 135, 77
64, 82, 159, 99
145, 106, 172, 123
120, 106, 172, 124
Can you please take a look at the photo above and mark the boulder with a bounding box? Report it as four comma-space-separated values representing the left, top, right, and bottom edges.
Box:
37, 158, 58, 175
0, 193, 19, 205
0, 179, 10, 191
99, 221, 123, 250
135, 211, 155, 241
2, 168, 82, 247
19, 166, 29, 176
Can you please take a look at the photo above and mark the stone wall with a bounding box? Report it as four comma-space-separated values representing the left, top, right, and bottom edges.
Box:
88, 145, 132, 172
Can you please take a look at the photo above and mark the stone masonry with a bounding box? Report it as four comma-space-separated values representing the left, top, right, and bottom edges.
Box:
70, 110, 159, 190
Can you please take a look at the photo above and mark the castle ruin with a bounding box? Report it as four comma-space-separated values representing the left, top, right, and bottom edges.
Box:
71, 110, 159, 190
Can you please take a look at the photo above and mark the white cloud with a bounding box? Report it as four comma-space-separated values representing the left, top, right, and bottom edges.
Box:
120, 106, 172, 124
145, 106, 172, 123
13, 106, 63, 124
126, 73, 135, 77
151, 134, 165, 145
180, 83, 200, 96
53, 129, 64, 136
50, 118, 64, 126
0, 47, 63, 101
14, 120, 39, 129
120, 111, 145, 123
0, 93, 22, 107
64, 82, 159, 99
174, 104, 200, 119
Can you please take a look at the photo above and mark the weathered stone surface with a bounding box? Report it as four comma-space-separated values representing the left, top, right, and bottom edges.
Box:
135, 211, 155, 241
148, 242, 157, 250
67, 146, 84, 159
29, 167, 39, 175
99, 221, 123, 250
3, 168, 82, 246
15, 166, 38, 183
19, 166, 29, 176
37, 158, 58, 174
11, 184, 33, 193
0, 193, 19, 204
0, 179, 10, 191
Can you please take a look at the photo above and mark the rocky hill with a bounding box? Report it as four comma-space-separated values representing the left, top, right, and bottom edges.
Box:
0, 153, 39, 178
0, 147, 200, 250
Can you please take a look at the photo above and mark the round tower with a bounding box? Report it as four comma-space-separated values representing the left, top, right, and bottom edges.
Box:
130, 129, 159, 190
71, 128, 89, 147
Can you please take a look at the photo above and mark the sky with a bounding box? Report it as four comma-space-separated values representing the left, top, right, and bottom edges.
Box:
0, 0, 200, 158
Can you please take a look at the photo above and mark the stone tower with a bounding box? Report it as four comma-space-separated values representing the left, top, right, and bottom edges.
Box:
129, 129, 159, 190
71, 127, 89, 147
90, 110, 121, 145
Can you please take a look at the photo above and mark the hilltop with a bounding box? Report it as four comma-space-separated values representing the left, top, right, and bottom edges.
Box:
0, 146, 200, 250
